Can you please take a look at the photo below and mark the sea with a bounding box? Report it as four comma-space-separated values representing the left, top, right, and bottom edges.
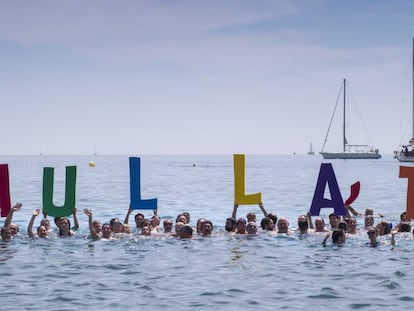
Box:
0, 154, 413, 310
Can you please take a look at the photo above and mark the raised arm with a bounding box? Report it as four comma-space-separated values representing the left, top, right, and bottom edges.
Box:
258, 202, 269, 218
345, 205, 361, 217
322, 233, 331, 247
306, 211, 314, 229
27, 208, 40, 238
72, 207, 79, 230
84, 208, 99, 240
231, 204, 239, 219
124, 206, 132, 224
4, 202, 22, 228
391, 229, 397, 247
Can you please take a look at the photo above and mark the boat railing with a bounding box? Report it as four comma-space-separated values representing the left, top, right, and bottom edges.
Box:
345, 144, 378, 153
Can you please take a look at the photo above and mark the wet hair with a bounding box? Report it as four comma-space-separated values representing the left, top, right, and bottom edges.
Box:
298, 219, 309, 231
134, 213, 144, 221
142, 219, 152, 229
202, 220, 213, 229
102, 223, 111, 230
400, 212, 407, 221
328, 213, 338, 220
246, 212, 256, 220
378, 221, 391, 235
236, 218, 247, 225
260, 217, 273, 230
151, 215, 160, 224
332, 230, 345, 243
315, 217, 325, 225
59, 218, 71, 236
268, 213, 278, 225
225, 217, 236, 232
338, 221, 348, 232
40, 218, 50, 226
179, 224, 193, 238
365, 208, 374, 216
400, 221, 411, 232
163, 218, 173, 225
196, 218, 206, 234
110, 218, 121, 229
182, 212, 190, 223
54, 217, 62, 226
176, 214, 187, 223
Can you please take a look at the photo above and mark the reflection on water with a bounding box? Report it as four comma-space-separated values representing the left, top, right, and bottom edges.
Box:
230, 247, 243, 261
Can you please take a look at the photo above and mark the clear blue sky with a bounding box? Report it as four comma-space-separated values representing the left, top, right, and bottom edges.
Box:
1, 0, 414, 155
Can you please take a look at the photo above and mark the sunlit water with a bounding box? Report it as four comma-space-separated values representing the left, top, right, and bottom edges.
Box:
0, 154, 413, 310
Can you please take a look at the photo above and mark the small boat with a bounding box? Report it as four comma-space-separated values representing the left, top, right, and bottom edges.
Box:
307, 142, 315, 155
320, 79, 381, 160
396, 38, 414, 162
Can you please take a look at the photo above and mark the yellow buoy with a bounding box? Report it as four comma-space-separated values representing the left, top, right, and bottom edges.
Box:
88, 161, 96, 167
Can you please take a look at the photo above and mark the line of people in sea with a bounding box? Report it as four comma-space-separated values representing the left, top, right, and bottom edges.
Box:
0, 201, 412, 247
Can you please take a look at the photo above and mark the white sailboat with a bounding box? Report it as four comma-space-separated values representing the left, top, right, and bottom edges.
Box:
396, 38, 414, 162
320, 79, 381, 160
307, 142, 315, 155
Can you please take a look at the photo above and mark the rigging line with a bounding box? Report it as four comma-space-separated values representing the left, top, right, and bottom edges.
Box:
398, 125, 409, 150
321, 81, 344, 152
347, 84, 373, 146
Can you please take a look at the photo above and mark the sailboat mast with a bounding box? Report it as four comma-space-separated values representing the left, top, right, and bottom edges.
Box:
412, 37, 414, 139
343, 78, 346, 152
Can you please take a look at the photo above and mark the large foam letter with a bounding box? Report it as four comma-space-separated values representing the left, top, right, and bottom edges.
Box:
399, 166, 414, 219
130, 157, 157, 210
43, 166, 77, 217
309, 163, 347, 216
233, 154, 262, 205
0, 164, 11, 217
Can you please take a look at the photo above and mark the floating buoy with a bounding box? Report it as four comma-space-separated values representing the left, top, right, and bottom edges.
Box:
88, 161, 96, 167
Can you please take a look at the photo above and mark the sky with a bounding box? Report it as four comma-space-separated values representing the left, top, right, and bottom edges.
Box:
1, 0, 414, 155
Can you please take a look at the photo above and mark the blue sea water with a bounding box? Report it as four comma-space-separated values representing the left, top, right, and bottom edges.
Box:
0, 154, 414, 310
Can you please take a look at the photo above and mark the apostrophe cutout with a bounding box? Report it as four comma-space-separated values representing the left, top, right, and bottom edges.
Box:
43, 166, 77, 217
129, 157, 157, 210
345, 181, 360, 206
0, 164, 11, 217
309, 163, 347, 216
233, 154, 262, 205
399, 166, 414, 219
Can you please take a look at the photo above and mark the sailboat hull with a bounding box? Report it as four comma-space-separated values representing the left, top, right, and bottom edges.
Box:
320, 152, 381, 159
396, 156, 414, 162
396, 150, 414, 162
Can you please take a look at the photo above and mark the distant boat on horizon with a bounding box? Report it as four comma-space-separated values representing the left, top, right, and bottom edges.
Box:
307, 142, 315, 155
320, 78, 381, 160
396, 38, 414, 162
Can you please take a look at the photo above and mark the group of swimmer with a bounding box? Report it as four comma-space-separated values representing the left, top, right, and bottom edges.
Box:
0, 201, 411, 247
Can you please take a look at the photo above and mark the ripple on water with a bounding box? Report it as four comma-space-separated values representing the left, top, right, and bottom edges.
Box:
227, 288, 248, 294
349, 303, 372, 309
398, 296, 414, 301
200, 291, 223, 296
378, 280, 401, 290
308, 287, 341, 299
394, 270, 405, 277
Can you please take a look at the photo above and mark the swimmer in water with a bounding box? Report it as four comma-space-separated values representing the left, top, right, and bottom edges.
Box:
27, 208, 47, 238
84, 208, 112, 240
